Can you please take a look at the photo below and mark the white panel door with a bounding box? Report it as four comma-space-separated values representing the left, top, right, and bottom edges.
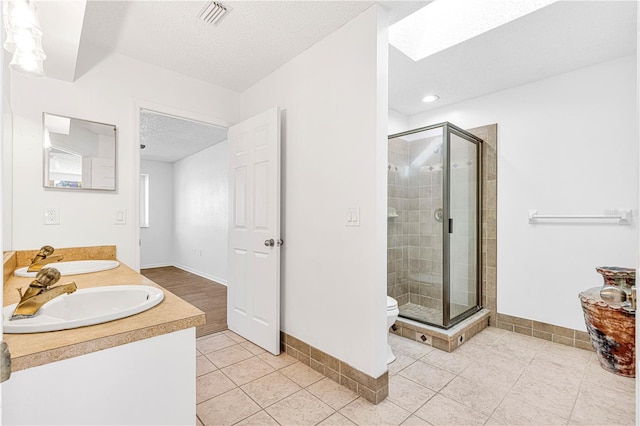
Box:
227, 108, 281, 354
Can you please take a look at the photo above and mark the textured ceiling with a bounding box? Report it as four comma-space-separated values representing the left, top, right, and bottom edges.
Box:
74, 0, 637, 118
77, 1, 423, 92
72, 1, 425, 162
390, 0, 637, 116
40, 1, 635, 160
140, 110, 228, 162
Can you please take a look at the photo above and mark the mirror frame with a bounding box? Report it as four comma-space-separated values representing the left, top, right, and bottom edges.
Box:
42, 113, 117, 191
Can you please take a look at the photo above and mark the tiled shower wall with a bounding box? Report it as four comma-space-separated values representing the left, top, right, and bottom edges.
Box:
407, 136, 443, 310
387, 138, 409, 306
387, 135, 444, 310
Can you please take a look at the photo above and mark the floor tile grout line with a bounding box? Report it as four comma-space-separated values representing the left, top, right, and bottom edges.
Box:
301, 388, 339, 426
234, 383, 281, 424
482, 336, 548, 424
198, 328, 626, 426
397, 388, 436, 422
400, 330, 534, 425
481, 340, 594, 425
567, 351, 594, 424
479, 359, 528, 424
392, 350, 465, 423
201, 341, 259, 369
239, 369, 305, 410
195, 412, 205, 426
199, 347, 347, 424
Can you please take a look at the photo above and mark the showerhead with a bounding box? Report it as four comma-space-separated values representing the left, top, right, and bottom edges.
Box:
412, 141, 442, 168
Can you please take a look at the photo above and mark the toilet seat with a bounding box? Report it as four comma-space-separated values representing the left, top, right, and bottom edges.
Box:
386, 296, 399, 364
386, 296, 398, 311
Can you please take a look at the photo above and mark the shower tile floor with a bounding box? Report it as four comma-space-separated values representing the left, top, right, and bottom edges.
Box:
196, 327, 635, 425
399, 302, 471, 325
399, 302, 442, 324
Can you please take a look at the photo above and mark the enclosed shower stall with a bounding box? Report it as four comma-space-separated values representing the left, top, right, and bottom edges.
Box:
388, 122, 483, 329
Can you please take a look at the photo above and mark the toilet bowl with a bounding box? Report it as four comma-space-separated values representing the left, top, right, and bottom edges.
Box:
386, 296, 399, 364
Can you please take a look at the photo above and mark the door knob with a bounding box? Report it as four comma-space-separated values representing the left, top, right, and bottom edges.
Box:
264, 239, 275, 247
277, 239, 284, 246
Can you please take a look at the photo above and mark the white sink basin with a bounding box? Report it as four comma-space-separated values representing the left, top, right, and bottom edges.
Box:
14, 260, 120, 277
3, 285, 164, 333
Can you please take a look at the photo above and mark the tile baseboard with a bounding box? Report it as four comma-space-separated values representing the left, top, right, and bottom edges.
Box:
280, 332, 388, 404
496, 313, 594, 351
391, 308, 490, 352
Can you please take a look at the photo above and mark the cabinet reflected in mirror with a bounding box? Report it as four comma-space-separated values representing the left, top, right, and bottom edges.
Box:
43, 113, 116, 190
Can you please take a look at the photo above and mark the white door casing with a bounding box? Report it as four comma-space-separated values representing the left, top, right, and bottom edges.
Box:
227, 107, 281, 355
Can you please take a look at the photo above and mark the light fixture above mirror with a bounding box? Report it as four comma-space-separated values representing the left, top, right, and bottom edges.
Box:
3, 0, 47, 78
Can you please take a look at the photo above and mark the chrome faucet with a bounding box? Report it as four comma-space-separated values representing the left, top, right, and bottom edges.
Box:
27, 245, 63, 272
11, 267, 77, 320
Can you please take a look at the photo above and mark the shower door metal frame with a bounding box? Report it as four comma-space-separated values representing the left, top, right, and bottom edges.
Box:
442, 123, 483, 328
388, 122, 483, 329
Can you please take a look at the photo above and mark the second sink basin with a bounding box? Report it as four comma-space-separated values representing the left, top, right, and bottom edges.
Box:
3, 285, 164, 333
14, 260, 120, 277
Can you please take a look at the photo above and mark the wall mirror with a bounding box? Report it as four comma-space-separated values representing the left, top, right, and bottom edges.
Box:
43, 113, 117, 190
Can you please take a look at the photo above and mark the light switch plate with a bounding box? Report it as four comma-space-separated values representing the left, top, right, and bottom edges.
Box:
345, 208, 360, 227
115, 208, 126, 225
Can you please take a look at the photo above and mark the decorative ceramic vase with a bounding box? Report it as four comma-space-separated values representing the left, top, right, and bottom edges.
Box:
595, 266, 635, 289
579, 266, 636, 378
579, 288, 635, 377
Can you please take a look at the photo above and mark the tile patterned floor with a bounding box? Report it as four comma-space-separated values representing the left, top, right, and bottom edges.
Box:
398, 303, 473, 325
196, 327, 636, 426
398, 303, 442, 325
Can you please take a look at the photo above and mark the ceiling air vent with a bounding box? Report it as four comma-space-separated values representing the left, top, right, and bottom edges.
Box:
198, 1, 231, 26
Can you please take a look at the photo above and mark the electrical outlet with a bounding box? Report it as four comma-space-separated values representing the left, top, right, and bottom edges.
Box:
44, 208, 60, 225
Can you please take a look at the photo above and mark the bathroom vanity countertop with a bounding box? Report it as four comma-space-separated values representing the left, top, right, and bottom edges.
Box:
2, 260, 206, 372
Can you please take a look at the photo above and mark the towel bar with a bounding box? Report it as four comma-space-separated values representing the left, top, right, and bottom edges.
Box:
528, 209, 631, 224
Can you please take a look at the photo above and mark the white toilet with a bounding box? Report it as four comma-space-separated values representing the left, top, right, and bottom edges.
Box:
386, 296, 399, 364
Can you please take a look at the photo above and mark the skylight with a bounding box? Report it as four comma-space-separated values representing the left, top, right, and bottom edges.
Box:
389, 0, 558, 62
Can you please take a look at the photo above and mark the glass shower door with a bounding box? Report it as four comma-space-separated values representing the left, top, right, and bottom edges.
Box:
388, 122, 482, 329
445, 127, 481, 325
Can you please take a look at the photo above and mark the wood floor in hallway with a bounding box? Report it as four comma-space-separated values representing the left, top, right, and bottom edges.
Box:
141, 266, 227, 337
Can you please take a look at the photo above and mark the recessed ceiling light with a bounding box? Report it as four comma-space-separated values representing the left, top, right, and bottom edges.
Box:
390, 0, 558, 62
422, 94, 439, 103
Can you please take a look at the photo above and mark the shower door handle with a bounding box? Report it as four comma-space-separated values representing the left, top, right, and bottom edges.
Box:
448, 218, 453, 234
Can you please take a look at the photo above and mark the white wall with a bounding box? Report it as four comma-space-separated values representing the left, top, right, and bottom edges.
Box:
140, 160, 173, 269
240, 6, 389, 378
9, 53, 239, 269
408, 55, 638, 331
388, 109, 409, 135
173, 141, 229, 284
3, 48, 13, 251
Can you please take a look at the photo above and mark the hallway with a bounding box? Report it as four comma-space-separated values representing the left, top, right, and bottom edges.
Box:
142, 266, 227, 337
